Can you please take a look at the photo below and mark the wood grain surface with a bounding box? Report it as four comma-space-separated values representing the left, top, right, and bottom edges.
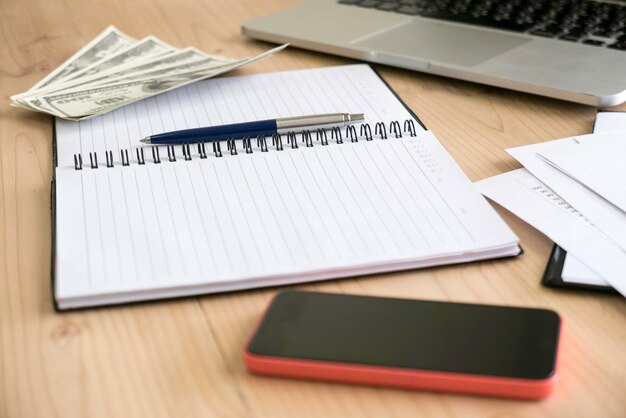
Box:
1, 0, 625, 417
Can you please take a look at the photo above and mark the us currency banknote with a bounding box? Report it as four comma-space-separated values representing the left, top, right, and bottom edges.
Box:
12, 24, 287, 119
16, 57, 239, 116
29, 26, 135, 91
91, 56, 236, 87
22, 44, 287, 119
63, 36, 177, 82
13, 52, 235, 113
12, 47, 209, 103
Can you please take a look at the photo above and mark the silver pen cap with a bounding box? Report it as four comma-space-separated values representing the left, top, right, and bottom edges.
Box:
276, 113, 365, 132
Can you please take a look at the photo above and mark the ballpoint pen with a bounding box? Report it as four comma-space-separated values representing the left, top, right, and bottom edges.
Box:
139, 113, 365, 145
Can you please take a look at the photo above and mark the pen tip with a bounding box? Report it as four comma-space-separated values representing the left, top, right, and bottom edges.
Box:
140, 137, 149, 144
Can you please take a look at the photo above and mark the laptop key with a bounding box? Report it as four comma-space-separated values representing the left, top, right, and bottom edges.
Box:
559, 34, 583, 42
608, 43, 626, 50
583, 39, 605, 46
378, 2, 400, 11
397, 6, 421, 15
530, 26, 562, 38
358, 0, 382, 8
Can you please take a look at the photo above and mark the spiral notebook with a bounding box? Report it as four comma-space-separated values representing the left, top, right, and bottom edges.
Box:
52, 64, 520, 309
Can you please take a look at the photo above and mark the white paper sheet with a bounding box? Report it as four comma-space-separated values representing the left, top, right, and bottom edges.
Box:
561, 112, 626, 286
562, 256, 607, 286
593, 111, 626, 133
507, 132, 626, 254
475, 169, 625, 295
539, 135, 626, 213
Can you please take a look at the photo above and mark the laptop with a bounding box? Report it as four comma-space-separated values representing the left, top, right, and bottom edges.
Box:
242, 0, 626, 106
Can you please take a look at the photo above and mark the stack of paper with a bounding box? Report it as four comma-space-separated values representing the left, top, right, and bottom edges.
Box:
475, 113, 626, 297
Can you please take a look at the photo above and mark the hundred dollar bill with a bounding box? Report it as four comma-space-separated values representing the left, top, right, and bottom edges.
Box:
62, 36, 177, 82
15, 55, 233, 114
71, 47, 210, 86
28, 26, 135, 91
33, 60, 248, 119
32, 44, 288, 120
90, 56, 236, 88
12, 48, 209, 103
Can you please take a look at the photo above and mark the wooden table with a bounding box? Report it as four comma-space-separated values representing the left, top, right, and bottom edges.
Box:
1, 0, 625, 416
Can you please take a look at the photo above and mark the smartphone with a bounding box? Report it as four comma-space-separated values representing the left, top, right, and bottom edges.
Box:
244, 291, 562, 399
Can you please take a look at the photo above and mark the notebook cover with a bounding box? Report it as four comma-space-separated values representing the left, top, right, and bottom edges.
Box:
51, 120, 59, 311
541, 245, 616, 293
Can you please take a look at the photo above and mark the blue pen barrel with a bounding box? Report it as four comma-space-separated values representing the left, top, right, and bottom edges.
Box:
151, 119, 278, 144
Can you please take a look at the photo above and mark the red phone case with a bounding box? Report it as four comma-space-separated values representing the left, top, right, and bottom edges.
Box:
244, 299, 562, 400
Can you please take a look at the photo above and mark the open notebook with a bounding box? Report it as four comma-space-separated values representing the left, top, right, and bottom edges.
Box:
53, 64, 519, 309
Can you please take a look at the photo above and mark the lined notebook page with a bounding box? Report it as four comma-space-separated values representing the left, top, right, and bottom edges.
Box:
54, 64, 519, 307
56, 132, 517, 302
55, 65, 423, 167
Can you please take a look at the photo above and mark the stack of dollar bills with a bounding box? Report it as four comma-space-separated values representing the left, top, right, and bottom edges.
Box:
10, 26, 286, 121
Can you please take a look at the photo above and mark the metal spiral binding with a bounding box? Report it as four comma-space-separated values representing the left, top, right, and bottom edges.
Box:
331, 126, 343, 144
375, 122, 387, 139
257, 135, 268, 152
361, 124, 373, 141
137, 148, 145, 165
346, 125, 358, 143
226, 138, 237, 155
89, 152, 98, 169
272, 132, 283, 151
197, 142, 207, 159
316, 128, 328, 145
182, 144, 192, 161
303, 130, 314, 147
242, 137, 253, 154
213, 140, 222, 157
286, 132, 298, 149
74, 154, 82, 170
167, 145, 176, 162
121, 149, 130, 166
105, 151, 114, 167
72, 119, 420, 170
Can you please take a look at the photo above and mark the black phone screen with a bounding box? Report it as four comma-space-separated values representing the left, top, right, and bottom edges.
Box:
248, 291, 561, 380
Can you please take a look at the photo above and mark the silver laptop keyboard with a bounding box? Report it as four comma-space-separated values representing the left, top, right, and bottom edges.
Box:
339, 0, 626, 50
